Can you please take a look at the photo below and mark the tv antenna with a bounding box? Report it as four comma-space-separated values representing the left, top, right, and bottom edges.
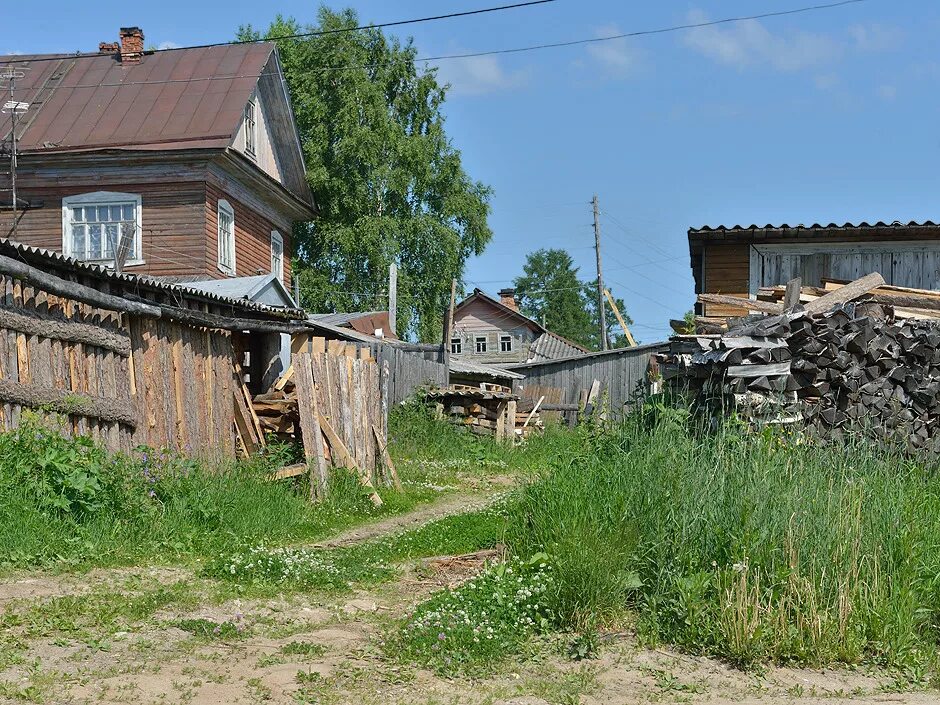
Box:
1, 66, 30, 236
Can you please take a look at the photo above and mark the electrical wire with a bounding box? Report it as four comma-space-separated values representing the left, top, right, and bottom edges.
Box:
0, 1, 557, 66
0, 0, 868, 80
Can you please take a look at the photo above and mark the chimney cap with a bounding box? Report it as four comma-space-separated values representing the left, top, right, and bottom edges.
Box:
119, 26, 144, 35
498, 287, 516, 296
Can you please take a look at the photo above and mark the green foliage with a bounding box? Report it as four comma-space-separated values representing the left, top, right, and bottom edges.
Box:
391, 554, 555, 675
513, 249, 632, 350
0, 415, 421, 570
505, 405, 940, 673
206, 501, 507, 593
281, 640, 327, 657
239, 10, 493, 341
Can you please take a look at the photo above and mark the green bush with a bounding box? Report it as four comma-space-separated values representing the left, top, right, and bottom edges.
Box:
505, 404, 940, 672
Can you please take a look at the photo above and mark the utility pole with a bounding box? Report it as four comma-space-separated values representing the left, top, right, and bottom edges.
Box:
1, 66, 29, 236
592, 194, 609, 350
388, 262, 398, 337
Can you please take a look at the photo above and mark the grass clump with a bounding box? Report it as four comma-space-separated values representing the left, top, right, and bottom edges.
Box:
390, 553, 555, 675
504, 404, 940, 674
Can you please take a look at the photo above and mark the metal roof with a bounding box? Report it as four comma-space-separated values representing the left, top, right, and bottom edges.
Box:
504, 341, 669, 370
449, 357, 524, 380
689, 221, 940, 238
0, 238, 303, 318
308, 310, 386, 326
3, 43, 274, 154
528, 332, 589, 362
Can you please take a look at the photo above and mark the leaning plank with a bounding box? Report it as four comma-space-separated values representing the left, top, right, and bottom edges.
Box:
522, 396, 544, 428
372, 424, 402, 491
234, 361, 266, 447
726, 361, 791, 378
0, 253, 160, 317
697, 293, 783, 314
0, 305, 132, 356
0, 379, 137, 426
233, 391, 259, 456
273, 364, 294, 391
802, 272, 885, 314
321, 416, 383, 506
294, 352, 330, 501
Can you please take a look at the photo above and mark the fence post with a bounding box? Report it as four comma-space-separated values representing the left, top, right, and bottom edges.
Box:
381, 357, 390, 438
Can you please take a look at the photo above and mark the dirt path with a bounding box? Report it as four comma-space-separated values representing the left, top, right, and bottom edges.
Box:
312, 490, 499, 548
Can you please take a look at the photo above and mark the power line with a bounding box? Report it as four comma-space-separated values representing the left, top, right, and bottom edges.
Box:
0, 0, 558, 66
0, 0, 867, 81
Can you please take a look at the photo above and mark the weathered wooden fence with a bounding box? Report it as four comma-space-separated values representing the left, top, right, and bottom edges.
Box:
507, 342, 668, 424
377, 343, 448, 406
0, 240, 310, 458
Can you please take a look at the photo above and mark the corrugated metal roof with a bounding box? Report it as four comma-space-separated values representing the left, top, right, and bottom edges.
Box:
308, 311, 386, 326
528, 332, 590, 362
0, 238, 302, 318
449, 357, 524, 380
504, 341, 669, 370
3, 44, 274, 153
689, 221, 940, 238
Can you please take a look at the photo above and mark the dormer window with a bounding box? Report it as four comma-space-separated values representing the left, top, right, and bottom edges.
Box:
244, 99, 257, 157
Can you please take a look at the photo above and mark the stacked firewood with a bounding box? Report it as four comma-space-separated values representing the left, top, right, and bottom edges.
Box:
660, 273, 940, 451
426, 387, 542, 441
253, 382, 298, 440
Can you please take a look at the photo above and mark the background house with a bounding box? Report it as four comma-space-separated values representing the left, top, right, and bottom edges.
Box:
451, 288, 588, 364
689, 221, 940, 316
1, 28, 315, 298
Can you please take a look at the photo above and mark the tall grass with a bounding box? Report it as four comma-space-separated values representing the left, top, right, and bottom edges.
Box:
505, 405, 940, 672
0, 413, 424, 571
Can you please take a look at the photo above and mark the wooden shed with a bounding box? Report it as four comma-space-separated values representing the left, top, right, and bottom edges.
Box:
689, 221, 940, 316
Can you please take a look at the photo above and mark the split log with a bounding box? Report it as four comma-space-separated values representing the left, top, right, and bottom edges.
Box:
0, 305, 131, 356
0, 379, 137, 426
802, 272, 885, 314
0, 252, 160, 318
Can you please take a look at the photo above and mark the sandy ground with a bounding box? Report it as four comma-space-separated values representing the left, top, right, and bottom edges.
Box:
1, 496, 939, 705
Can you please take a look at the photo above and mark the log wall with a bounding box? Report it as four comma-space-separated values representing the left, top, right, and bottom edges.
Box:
0, 272, 240, 457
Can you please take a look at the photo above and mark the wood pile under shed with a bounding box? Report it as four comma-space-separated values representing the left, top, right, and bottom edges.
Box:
249, 338, 398, 504
659, 272, 940, 451
427, 387, 543, 442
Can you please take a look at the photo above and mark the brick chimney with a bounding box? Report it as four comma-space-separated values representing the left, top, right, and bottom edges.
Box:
98, 41, 120, 55
119, 27, 144, 63
498, 288, 518, 311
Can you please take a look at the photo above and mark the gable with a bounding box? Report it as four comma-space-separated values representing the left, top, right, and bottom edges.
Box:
454, 296, 541, 334
229, 50, 311, 207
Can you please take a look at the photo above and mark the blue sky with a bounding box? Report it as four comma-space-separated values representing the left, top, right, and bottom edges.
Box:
2, 0, 934, 340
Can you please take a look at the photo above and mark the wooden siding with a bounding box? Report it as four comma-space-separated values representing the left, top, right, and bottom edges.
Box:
9, 181, 208, 280
0, 271, 238, 458
702, 243, 750, 316
452, 298, 539, 364
233, 90, 284, 185
206, 181, 292, 289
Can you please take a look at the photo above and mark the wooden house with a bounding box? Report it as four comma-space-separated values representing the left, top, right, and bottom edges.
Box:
689, 221, 940, 316
451, 288, 588, 364
0, 27, 315, 298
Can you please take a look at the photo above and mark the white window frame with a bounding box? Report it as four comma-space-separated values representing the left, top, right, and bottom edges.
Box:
451, 337, 462, 355
474, 335, 488, 354
499, 334, 513, 353
244, 99, 257, 158
217, 199, 236, 275
62, 191, 143, 266
270, 230, 284, 280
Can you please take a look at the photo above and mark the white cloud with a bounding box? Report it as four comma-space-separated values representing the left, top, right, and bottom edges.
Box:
682, 9, 841, 72
586, 24, 642, 77
849, 23, 903, 52
435, 54, 529, 96
157, 41, 181, 50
